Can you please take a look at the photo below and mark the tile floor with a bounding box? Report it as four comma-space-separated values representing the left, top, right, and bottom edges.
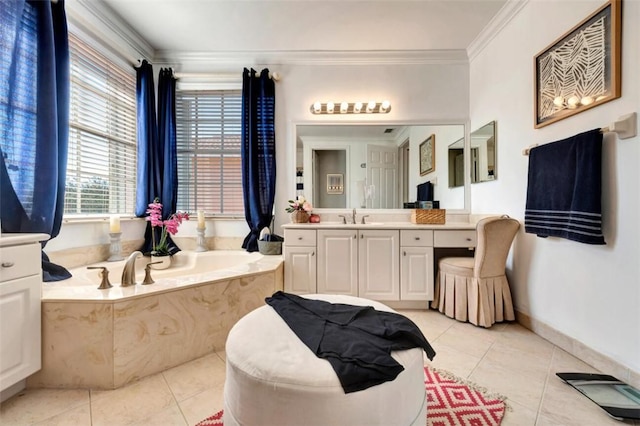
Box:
1, 309, 637, 426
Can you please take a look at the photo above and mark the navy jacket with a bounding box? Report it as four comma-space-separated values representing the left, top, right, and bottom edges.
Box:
265, 291, 436, 393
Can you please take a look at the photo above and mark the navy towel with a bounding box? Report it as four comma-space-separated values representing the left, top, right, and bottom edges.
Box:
525, 129, 605, 245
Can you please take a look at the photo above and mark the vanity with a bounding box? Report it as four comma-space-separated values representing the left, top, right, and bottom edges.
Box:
282, 221, 476, 308
0, 233, 49, 401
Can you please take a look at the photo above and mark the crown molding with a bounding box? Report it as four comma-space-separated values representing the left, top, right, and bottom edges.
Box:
467, 0, 529, 62
154, 49, 470, 68
66, 0, 154, 63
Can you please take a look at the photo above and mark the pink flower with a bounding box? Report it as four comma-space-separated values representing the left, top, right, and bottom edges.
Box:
146, 198, 190, 255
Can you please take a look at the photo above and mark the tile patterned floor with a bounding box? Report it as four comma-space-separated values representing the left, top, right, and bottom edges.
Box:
1, 309, 637, 425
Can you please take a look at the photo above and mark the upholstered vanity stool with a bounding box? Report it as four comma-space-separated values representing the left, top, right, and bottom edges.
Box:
223, 294, 427, 426
432, 215, 520, 328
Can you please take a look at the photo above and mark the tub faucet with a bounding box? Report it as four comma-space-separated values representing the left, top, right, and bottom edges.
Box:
121, 251, 142, 287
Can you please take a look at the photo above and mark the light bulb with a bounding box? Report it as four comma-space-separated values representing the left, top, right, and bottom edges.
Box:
366, 101, 376, 113
581, 96, 594, 106
340, 102, 348, 113
380, 100, 390, 113
354, 102, 363, 113
327, 102, 334, 113
567, 96, 579, 107
313, 102, 321, 113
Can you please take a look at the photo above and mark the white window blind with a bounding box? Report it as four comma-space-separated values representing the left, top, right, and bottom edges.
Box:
65, 33, 137, 215
176, 90, 244, 215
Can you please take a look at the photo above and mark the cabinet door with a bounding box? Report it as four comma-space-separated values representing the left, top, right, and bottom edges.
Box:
317, 230, 358, 296
400, 246, 434, 301
284, 246, 317, 294
358, 230, 399, 301
0, 275, 41, 390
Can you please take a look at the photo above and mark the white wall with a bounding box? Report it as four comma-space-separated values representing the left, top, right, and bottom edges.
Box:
469, 0, 639, 373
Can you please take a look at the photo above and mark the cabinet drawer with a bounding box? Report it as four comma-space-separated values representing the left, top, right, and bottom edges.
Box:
0, 243, 41, 282
434, 230, 476, 248
400, 230, 433, 247
284, 229, 317, 246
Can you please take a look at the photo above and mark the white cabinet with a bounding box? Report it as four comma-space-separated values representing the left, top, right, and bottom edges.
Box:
282, 224, 477, 305
317, 229, 358, 296
0, 235, 47, 398
358, 230, 399, 301
284, 229, 317, 294
400, 230, 434, 301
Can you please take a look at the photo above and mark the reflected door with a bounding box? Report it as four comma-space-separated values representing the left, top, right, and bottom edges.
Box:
366, 144, 398, 209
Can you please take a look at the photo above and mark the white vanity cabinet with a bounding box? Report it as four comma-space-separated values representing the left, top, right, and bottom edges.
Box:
358, 230, 399, 301
283, 229, 317, 294
317, 229, 358, 296
282, 222, 477, 307
400, 230, 434, 301
0, 233, 48, 400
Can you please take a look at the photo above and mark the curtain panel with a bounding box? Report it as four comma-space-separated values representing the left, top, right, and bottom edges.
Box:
241, 68, 276, 252
0, 0, 71, 281
135, 64, 180, 255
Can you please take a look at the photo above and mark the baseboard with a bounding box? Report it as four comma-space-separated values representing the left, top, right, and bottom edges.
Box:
515, 310, 639, 390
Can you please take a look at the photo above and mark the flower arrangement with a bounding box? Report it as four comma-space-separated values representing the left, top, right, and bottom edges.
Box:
146, 198, 189, 256
286, 195, 312, 213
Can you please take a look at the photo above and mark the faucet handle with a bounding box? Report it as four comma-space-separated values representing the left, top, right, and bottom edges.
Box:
87, 266, 112, 289
338, 215, 347, 224
142, 262, 163, 285
361, 215, 370, 224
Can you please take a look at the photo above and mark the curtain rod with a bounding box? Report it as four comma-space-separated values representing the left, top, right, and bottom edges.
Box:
172, 71, 280, 81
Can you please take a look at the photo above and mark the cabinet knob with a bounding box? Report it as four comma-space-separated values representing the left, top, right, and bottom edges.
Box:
1, 262, 14, 268
298, 237, 303, 240
360, 234, 363, 239
414, 237, 420, 240
466, 238, 472, 241
403, 251, 406, 256
311, 251, 315, 256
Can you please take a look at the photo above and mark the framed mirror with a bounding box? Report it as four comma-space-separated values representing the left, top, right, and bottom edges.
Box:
295, 122, 468, 212
470, 121, 496, 184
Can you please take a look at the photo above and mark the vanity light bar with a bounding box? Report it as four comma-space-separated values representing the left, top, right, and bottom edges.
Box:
310, 101, 391, 115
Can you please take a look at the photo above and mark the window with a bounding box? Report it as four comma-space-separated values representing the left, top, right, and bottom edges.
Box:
176, 90, 244, 214
64, 33, 137, 215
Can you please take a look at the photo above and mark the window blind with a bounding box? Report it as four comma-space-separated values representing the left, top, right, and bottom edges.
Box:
65, 33, 137, 215
176, 90, 244, 215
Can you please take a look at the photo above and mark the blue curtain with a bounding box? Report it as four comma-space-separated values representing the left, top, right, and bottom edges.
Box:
0, 0, 71, 281
135, 64, 179, 255
241, 68, 276, 252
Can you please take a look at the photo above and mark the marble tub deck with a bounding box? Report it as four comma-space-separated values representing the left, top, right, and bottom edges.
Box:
28, 254, 284, 390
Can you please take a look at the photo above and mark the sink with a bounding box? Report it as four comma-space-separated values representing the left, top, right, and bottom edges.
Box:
360, 222, 385, 226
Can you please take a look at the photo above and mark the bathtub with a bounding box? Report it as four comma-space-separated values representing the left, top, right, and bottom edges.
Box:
30, 250, 284, 390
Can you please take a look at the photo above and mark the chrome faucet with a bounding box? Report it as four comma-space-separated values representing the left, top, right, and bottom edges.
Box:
121, 251, 142, 287
352, 208, 357, 224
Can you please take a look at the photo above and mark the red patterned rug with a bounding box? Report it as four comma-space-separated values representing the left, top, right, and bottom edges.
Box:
197, 366, 506, 426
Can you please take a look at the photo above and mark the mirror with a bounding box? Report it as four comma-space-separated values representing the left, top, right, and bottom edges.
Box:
295, 123, 466, 210
470, 121, 496, 183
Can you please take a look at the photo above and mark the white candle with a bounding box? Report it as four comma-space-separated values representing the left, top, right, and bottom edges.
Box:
197, 210, 205, 228
109, 216, 121, 233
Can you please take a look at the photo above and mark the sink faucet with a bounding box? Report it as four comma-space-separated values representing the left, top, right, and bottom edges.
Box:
352, 208, 357, 224
121, 251, 142, 287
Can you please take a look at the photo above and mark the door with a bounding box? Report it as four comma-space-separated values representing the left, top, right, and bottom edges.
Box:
317, 229, 358, 296
284, 246, 317, 294
358, 230, 399, 300
400, 246, 434, 301
366, 144, 398, 209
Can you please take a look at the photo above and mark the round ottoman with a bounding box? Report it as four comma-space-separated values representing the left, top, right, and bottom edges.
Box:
223, 294, 427, 426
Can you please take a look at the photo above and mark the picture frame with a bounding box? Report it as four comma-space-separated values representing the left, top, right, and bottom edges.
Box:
326, 173, 344, 194
534, 0, 621, 128
419, 134, 435, 176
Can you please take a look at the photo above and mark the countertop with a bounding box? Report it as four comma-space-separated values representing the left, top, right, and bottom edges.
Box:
281, 222, 476, 230
0, 233, 50, 247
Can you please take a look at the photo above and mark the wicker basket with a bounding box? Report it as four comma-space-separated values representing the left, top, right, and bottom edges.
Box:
411, 209, 446, 224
